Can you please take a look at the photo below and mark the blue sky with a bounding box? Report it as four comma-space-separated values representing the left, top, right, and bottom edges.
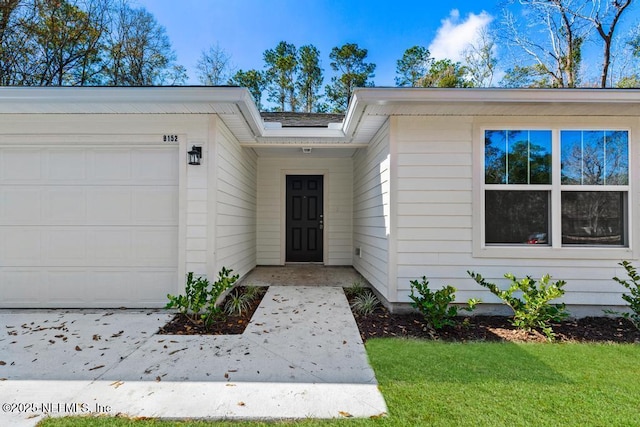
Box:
134, 0, 503, 86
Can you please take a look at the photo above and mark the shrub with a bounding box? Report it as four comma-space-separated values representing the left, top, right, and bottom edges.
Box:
166, 267, 239, 328
608, 260, 640, 330
468, 271, 568, 339
350, 290, 380, 315
409, 276, 479, 331
224, 290, 253, 316
344, 280, 366, 297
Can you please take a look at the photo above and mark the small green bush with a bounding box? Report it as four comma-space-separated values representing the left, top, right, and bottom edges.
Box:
224, 290, 252, 316
609, 260, 640, 330
409, 276, 479, 330
344, 280, 366, 297
468, 271, 568, 339
166, 267, 239, 328
350, 290, 380, 315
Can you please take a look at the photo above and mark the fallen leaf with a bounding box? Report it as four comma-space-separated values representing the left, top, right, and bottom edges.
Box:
75, 346, 82, 351
111, 331, 124, 338
110, 380, 124, 388
89, 365, 105, 371
339, 411, 353, 418
155, 376, 161, 382
226, 383, 236, 387
0, 361, 5, 366
93, 334, 101, 341
224, 372, 229, 379
237, 401, 245, 406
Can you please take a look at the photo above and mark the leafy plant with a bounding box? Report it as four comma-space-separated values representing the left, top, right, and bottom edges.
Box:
344, 280, 366, 297
350, 290, 380, 315
607, 260, 640, 330
224, 290, 252, 316
166, 267, 239, 328
409, 276, 479, 330
468, 271, 568, 339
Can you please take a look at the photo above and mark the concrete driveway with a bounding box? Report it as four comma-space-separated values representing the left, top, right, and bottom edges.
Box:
0, 285, 387, 426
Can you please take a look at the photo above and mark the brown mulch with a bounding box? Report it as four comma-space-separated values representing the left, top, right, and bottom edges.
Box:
351, 302, 640, 343
158, 286, 640, 343
158, 286, 266, 335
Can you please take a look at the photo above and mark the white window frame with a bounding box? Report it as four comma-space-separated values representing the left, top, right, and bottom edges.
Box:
473, 117, 635, 260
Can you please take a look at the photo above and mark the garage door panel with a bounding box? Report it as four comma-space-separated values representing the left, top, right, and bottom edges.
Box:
46, 188, 86, 223
0, 188, 42, 224
132, 149, 178, 183
92, 149, 132, 181
47, 270, 88, 304
45, 229, 87, 262
1, 228, 42, 264
47, 150, 87, 181
1, 149, 42, 181
135, 270, 179, 304
87, 188, 132, 223
133, 229, 178, 264
132, 188, 178, 224
90, 230, 132, 263
0, 270, 44, 304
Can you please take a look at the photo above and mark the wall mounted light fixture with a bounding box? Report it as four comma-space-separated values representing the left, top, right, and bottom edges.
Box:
302, 147, 312, 154
188, 146, 202, 165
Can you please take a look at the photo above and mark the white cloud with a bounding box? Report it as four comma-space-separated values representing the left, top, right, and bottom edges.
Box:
428, 10, 493, 62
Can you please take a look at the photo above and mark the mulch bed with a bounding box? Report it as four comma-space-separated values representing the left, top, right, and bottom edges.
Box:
158, 286, 640, 343
351, 301, 640, 343
158, 286, 266, 335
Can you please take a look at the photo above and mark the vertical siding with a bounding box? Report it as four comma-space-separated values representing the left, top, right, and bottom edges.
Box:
393, 116, 636, 307
256, 157, 353, 265
213, 119, 257, 278
353, 121, 391, 299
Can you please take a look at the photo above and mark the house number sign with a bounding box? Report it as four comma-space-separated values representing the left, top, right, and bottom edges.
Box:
163, 134, 179, 143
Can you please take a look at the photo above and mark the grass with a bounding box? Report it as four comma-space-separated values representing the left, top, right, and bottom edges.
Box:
38, 339, 640, 427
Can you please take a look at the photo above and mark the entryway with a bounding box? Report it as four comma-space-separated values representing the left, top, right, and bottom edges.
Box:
285, 175, 324, 262
242, 265, 362, 287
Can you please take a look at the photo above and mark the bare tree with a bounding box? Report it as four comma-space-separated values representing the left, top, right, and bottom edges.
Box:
463, 26, 498, 87
582, 0, 633, 87
102, 1, 185, 85
196, 43, 234, 85
501, 0, 591, 88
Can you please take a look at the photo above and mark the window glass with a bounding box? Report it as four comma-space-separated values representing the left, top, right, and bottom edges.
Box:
485, 191, 550, 245
485, 130, 551, 184
561, 191, 626, 245
561, 130, 628, 185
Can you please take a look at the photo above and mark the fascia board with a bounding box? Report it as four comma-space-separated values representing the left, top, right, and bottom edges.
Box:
348, 87, 640, 106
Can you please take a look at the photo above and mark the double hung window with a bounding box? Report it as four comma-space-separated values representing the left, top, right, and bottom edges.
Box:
483, 128, 629, 248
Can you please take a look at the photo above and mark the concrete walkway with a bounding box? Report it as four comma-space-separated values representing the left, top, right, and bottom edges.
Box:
0, 285, 387, 426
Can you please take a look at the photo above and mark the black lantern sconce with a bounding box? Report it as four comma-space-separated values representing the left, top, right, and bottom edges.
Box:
188, 145, 202, 165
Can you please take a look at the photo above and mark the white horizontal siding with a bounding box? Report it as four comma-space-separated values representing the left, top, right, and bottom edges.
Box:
392, 116, 634, 309
256, 157, 353, 266
353, 121, 390, 299
214, 119, 257, 278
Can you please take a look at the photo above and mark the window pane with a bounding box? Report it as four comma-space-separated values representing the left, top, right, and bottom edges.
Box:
561, 130, 628, 185
485, 191, 550, 245
605, 131, 629, 185
562, 191, 626, 246
507, 130, 529, 184
485, 130, 551, 185
528, 130, 552, 184
485, 130, 506, 184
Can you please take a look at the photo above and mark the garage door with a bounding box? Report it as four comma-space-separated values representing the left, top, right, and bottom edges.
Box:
0, 144, 179, 308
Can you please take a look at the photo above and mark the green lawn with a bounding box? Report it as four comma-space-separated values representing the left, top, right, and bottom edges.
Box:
39, 339, 640, 427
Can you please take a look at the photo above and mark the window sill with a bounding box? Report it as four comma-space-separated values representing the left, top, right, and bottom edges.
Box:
473, 245, 633, 260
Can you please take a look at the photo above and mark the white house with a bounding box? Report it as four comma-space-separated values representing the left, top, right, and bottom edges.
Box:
1, 86, 638, 314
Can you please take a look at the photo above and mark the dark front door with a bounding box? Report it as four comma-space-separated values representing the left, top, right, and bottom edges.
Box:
286, 175, 324, 262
